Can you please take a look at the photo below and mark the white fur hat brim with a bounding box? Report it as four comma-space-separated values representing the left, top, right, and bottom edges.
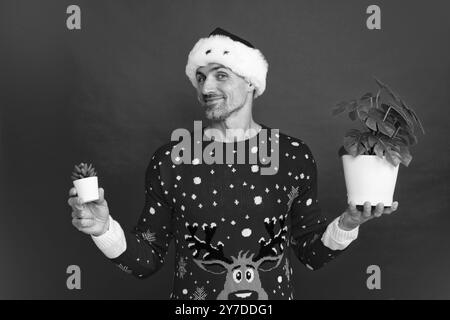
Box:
185, 34, 268, 98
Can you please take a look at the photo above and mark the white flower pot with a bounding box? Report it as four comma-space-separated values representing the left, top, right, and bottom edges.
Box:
73, 176, 99, 204
341, 155, 399, 206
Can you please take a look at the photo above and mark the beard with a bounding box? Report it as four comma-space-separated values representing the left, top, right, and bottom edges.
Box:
204, 100, 243, 121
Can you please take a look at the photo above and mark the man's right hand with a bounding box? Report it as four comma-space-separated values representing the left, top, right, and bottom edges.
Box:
68, 187, 110, 237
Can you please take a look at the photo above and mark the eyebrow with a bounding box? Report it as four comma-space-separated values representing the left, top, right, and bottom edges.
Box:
196, 66, 229, 77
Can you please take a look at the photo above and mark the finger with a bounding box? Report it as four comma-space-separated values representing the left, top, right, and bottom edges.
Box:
374, 203, 384, 217
72, 218, 95, 229
74, 197, 85, 209
347, 201, 359, 216
362, 201, 372, 218
67, 196, 78, 208
383, 201, 399, 215
392, 201, 399, 210
68, 197, 85, 210
92, 188, 105, 205
71, 210, 94, 219
80, 219, 95, 228
72, 218, 81, 230
69, 187, 77, 197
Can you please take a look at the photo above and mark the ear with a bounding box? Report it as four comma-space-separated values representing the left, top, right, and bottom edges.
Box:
194, 259, 228, 275
257, 254, 284, 272
247, 82, 255, 95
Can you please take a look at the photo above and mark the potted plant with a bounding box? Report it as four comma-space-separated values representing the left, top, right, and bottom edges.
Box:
71, 162, 99, 204
332, 78, 425, 208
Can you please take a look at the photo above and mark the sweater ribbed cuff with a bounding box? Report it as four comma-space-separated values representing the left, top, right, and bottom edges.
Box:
91, 215, 127, 259
321, 216, 359, 250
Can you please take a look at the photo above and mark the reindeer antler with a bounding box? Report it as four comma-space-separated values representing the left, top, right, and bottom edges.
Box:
185, 222, 232, 264
253, 215, 288, 262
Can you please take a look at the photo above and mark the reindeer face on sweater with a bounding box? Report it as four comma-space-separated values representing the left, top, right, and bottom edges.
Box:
185, 216, 287, 300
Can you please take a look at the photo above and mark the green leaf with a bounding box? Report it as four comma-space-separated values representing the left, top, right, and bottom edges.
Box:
374, 77, 401, 103
400, 153, 412, 167
332, 105, 347, 116
389, 149, 402, 166
365, 117, 378, 131
397, 145, 412, 166
386, 102, 414, 128
357, 142, 367, 155
360, 92, 373, 101
361, 141, 371, 155
368, 135, 378, 148
387, 153, 400, 167
401, 102, 426, 135
365, 108, 396, 137
344, 136, 358, 156
374, 89, 381, 109
379, 137, 402, 166
345, 129, 362, 137
336, 101, 351, 108
374, 143, 384, 158
384, 148, 401, 167
357, 110, 369, 122
348, 100, 359, 111
372, 78, 422, 133
396, 128, 418, 145
377, 121, 396, 137
333, 100, 361, 116
368, 107, 386, 121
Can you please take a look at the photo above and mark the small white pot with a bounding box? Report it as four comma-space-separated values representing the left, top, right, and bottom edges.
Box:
73, 176, 99, 204
342, 155, 399, 206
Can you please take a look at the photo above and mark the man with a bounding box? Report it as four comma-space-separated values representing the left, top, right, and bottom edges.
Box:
67, 27, 399, 300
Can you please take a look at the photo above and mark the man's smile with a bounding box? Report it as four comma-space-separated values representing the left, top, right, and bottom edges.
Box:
204, 96, 224, 104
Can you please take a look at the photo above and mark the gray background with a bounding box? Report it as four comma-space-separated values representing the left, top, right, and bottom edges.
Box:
1, 0, 449, 299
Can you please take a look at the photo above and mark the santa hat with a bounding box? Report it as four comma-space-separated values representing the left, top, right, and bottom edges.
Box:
185, 27, 269, 98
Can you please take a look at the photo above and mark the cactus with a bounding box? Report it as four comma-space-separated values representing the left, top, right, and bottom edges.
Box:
71, 162, 97, 181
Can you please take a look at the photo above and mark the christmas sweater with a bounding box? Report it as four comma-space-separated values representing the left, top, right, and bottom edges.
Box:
92, 123, 358, 300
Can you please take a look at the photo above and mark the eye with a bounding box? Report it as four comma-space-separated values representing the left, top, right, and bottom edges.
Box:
245, 269, 254, 282
216, 72, 228, 80
196, 75, 205, 83
232, 270, 242, 283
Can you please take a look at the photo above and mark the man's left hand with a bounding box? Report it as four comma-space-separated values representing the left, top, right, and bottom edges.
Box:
338, 201, 399, 231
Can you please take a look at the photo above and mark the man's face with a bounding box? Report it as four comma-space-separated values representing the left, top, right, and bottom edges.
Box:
195, 63, 253, 121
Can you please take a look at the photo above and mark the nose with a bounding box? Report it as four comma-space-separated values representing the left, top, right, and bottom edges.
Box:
201, 76, 217, 96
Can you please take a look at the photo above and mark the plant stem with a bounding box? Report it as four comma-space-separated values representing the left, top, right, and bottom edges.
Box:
383, 106, 391, 122
392, 126, 400, 139
375, 90, 380, 109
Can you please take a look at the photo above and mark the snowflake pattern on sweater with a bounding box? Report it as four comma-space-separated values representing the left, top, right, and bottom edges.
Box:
110, 123, 348, 300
